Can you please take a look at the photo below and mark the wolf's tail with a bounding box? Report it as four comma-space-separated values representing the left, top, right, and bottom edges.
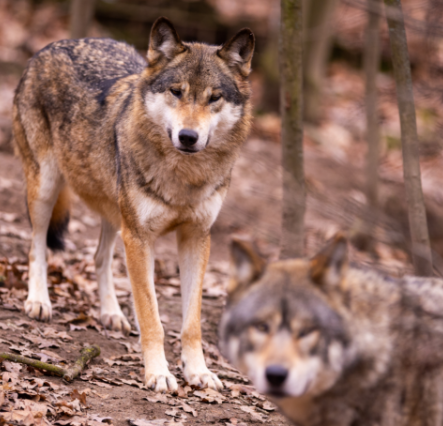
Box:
47, 186, 70, 252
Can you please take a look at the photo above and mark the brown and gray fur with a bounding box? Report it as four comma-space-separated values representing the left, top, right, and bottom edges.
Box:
220, 234, 443, 426
13, 17, 254, 392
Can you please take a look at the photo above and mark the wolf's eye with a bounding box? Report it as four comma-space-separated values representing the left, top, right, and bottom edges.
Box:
209, 93, 222, 103
170, 88, 182, 98
298, 327, 317, 339
254, 322, 269, 333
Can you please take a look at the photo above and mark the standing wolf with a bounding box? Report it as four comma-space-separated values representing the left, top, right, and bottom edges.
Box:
220, 234, 443, 425
13, 17, 254, 392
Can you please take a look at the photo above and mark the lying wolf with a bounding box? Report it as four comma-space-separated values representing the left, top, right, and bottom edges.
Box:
220, 234, 443, 425
13, 17, 254, 392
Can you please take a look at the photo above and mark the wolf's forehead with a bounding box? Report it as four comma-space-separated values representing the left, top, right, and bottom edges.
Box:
147, 52, 244, 104
151, 61, 227, 87
241, 283, 334, 320
233, 286, 301, 321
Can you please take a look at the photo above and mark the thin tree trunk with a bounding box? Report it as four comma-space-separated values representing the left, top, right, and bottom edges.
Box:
384, 0, 433, 276
303, 0, 338, 124
365, 0, 382, 207
70, 0, 96, 39
280, 0, 305, 259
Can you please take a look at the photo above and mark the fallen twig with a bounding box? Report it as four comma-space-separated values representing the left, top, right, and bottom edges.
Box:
0, 344, 100, 381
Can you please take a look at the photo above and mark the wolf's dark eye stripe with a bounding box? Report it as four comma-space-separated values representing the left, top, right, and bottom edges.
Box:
209, 93, 222, 103
298, 327, 317, 339
254, 322, 269, 333
170, 88, 182, 98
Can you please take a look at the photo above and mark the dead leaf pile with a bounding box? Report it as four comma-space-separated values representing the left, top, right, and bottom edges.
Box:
0, 248, 288, 425
0, 361, 111, 426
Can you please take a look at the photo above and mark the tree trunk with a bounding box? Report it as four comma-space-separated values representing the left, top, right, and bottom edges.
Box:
280, 0, 305, 259
365, 0, 382, 207
70, 0, 96, 39
384, 0, 433, 276
303, 0, 338, 124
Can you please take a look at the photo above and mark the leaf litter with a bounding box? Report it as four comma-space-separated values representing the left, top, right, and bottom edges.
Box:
1, 250, 287, 426
1, 3, 429, 424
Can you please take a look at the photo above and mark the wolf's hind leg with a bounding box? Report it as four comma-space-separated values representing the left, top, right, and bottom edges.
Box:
95, 219, 131, 334
25, 158, 64, 321
177, 226, 223, 391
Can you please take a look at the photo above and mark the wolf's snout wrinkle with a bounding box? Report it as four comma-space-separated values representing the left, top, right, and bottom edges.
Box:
179, 129, 199, 147
265, 365, 289, 387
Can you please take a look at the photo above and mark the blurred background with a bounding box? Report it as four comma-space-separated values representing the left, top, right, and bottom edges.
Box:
2, 0, 443, 276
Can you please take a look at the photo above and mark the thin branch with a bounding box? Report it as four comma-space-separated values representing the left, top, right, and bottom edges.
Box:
0, 345, 100, 382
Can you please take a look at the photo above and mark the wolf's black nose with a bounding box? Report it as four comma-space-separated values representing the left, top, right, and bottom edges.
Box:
265, 365, 288, 387
179, 129, 199, 147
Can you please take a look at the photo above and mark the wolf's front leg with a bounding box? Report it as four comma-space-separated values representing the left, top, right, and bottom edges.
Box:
176, 226, 223, 391
121, 224, 178, 392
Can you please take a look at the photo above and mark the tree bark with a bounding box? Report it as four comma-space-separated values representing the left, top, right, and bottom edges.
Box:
70, 0, 96, 39
365, 0, 382, 207
280, 0, 305, 259
384, 0, 433, 276
303, 0, 338, 123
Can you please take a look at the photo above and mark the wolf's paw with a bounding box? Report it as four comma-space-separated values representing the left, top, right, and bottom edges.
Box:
101, 312, 131, 335
184, 367, 224, 391
25, 299, 52, 322
145, 371, 178, 393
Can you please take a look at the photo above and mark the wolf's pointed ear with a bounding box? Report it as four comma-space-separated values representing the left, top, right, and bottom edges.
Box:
218, 28, 255, 77
310, 233, 348, 289
227, 238, 265, 303
147, 17, 186, 65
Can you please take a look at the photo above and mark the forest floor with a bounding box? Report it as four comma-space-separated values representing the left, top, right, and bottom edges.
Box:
1, 115, 439, 425
4, 1, 443, 423
0, 140, 292, 426
4, 63, 443, 423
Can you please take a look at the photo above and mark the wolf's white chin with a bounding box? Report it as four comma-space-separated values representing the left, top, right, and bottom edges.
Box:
284, 358, 322, 397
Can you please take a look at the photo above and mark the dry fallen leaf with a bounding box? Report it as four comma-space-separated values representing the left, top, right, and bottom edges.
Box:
144, 393, 173, 405
129, 420, 179, 426
239, 406, 268, 422
118, 378, 144, 389
71, 389, 88, 406
180, 402, 197, 417
119, 341, 140, 353
165, 407, 179, 417
256, 400, 276, 411
43, 327, 73, 341
55, 416, 88, 426
193, 388, 225, 404
0, 212, 18, 222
